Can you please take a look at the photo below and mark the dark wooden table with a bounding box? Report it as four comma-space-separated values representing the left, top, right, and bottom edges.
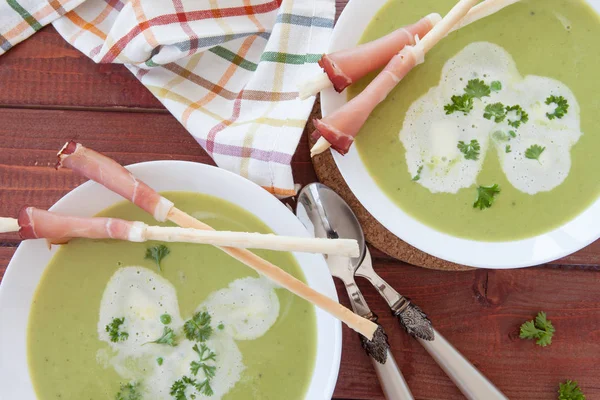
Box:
1, 3, 600, 399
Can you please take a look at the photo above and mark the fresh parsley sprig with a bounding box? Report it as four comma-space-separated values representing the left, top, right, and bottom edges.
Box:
483, 103, 506, 123
473, 184, 500, 210
506, 105, 529, 128
106, 317, 129, 343
559, 380, 585, 400
116, 381, 142, 400
149, 327, 177, 347
190, 343, 216, 378
444, 94, 474, 115
457, 139, 481, 161
170, 375, 214, 399
464, 79, 491, 99
525, 144, 545, 164
145, 244, 170, 272
519, 311, 555, 347
546, 95, 569, 120
184, 311, 213, 342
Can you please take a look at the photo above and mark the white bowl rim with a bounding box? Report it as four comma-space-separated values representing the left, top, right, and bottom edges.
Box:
0, 160, 341, 399
322, 0, 600, 269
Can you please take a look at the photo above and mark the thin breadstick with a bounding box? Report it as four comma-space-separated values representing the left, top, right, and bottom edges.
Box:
449, 0, 521, 33
0, 217, 19, 234
309, 0, 521, 156
144, 226, 359, 256
167, 208, 378, 338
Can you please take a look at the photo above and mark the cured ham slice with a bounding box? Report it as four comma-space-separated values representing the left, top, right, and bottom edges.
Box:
299, 0, 520, 101
319, 13, 440, 94
313, 44, 424, 155
18, 207, 144, 242
311, 0, 481, 156
13, 207, 359, 256
55, 142, 378, 339
57, 141, 174, 222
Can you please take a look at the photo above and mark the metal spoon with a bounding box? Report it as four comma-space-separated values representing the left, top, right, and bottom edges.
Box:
296, 184, 414, 400
297, 183, 507, 400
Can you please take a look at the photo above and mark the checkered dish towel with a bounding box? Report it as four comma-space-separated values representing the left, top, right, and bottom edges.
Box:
0, 0, 334, 197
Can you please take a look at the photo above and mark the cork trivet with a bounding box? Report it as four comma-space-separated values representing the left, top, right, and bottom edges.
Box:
306, 98, 472, 271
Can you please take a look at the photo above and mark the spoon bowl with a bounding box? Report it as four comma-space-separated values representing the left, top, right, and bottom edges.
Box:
296, 183, 366, 267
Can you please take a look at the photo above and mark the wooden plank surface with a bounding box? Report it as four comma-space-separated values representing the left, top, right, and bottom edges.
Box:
1, 2, 600, 399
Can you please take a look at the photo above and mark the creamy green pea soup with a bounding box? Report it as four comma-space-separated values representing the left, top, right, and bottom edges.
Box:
28, 192, 316, 399
351, 0, 600, 241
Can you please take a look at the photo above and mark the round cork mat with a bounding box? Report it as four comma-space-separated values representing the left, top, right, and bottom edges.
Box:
306, 99, 472, 271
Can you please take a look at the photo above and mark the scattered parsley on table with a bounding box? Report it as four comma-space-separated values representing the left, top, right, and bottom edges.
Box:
558, 380, 585, 400
519, 311, 555, 347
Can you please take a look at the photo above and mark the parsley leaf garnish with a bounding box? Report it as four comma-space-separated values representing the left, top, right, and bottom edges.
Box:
519, 311, 555, 347
116, 381, 142, 400
184, 311, 213, 342
157, 357, 164, 366
546, 95, 569, 120
473, 184, 501, 210
464, 79, 491, 99
505, 145, 511, 153
490, 81, 502, 92
190, 343, 216, 378
170, 375, 214, 399
483, 103, 506, 123
509, 130, 517, 138
444, 94, 474, 115
149, 326, 177, 347
412, 165, 423, 181
506, 105, 529, 128
170, 376, 198, 400
106, 317, 129, 343
457, 139, 481, 161
217, 323, 224, 330
145, 244, 170, 272
559, 380, 586, 400
525, 144, 545, 163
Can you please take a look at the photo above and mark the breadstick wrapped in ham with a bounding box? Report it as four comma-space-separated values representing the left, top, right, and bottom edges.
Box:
13, 207, 359, 256
298, 13, 441, 99
310, 0, 481, 156
57, 141, 174, 222
299, 0, 520, 101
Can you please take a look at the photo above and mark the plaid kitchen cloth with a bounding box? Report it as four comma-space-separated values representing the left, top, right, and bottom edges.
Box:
0, 0, 334, 197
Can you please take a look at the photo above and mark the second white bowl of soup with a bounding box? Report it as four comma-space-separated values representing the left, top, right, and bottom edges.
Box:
323, 0, 600, 268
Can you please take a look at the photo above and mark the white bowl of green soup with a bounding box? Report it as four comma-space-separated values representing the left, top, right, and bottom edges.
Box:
324, 0, 600, 268
0, 161, 341, 399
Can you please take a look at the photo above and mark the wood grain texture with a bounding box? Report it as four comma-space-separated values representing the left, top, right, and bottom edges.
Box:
0, 26, 163, 111
0, 2, 599, 399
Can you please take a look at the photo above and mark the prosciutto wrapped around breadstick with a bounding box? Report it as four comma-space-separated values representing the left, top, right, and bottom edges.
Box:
56, 141, 379, 340
12, 207, 359, 256
309, 0, 521, 156
298, 13, 441, 100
